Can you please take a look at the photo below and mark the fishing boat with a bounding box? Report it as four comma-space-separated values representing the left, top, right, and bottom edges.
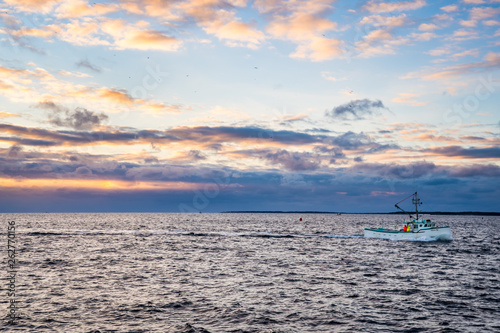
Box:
364, 192, 452, 241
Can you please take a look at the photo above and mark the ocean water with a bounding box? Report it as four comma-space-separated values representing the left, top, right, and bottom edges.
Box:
2, 213, 499, 332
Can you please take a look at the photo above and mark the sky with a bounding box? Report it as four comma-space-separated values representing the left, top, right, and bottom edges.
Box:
0, 0, 499, 213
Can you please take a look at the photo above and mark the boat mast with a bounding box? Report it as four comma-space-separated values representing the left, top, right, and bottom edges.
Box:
395, 192, 422, 220
412, 192, 422, 220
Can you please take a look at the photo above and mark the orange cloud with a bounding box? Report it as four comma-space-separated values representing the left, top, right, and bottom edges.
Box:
57, 20, 109, 46
392, 93, 429, 106
0, 63, 182, 118
1, 12, 182, 52
97, 88, 134, 106
4, 0, 61, 12
0, 177, 200, 192
55, 0, 119, 18
142, 103, 185, 116
116, 29, 182, 51
172, 0, 265, 49
267, 12, 342, 61
412, 134, 458, 143
404, 51, 500, 80
0, 111, 20, 118
2, 25, 58, 39
355, 29, 409, 58
291, 37, 343, 61
203, 19, 265, 49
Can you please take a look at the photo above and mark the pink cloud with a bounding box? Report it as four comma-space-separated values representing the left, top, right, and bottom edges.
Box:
363, 0, 426, 13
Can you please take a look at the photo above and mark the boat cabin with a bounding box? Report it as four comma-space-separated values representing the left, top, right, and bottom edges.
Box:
401, 219, 435, 231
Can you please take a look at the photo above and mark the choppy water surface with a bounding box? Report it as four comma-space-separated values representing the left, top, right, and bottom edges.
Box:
2, 213, 499, 332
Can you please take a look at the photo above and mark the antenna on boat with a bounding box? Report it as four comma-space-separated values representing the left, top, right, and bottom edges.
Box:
395, 192, 418, 219
412, 192, 422, 220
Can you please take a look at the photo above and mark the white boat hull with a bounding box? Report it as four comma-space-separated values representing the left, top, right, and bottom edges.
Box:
364, 226, 452, 241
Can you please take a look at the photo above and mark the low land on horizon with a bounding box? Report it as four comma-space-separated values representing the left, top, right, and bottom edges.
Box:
222, 211, 500, 216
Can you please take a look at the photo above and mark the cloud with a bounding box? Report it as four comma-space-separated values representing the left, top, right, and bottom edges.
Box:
4, 0, 61, 12
115, 29, 182, 52
55, 0, 119, 18
330, 131, 372, 149
167, 126, 326, 145
449, 28, 479, 41
321, 72, 347, 81
449, 164, 500, 177
483, 20, 500, 26
264, 1, 343, 61
277, 113, 309, 124
460, 19, 477, 27
392, 93, 428, 106
351, 161, 438, 179
37, 101, 108, 130
97, 88, 134, 106
74, 166, 92, 175
326, 99, 389, 120
441, 5, 459, 12
0, 124, 326, 147
0, 135, 58, 146
423, 146, 500, 159
404, 52, 500, 80
6, 144, 22, 158
5, 14, 183, 52
188, 150, 206, 161
463, 0, 486, 4
409, 31, 437, 41
363, 0, 426, 13
418, 23, 438, 31
75, 59, 101, 73
0, 12, 47, 53
263, 149, 320, 171
0, 111, 20, 118
470, 6, 500, 21
0, 140, 498, 212
0, 63, 182, 118
56, 108, 107, 130
313, 146, 346, 163
355, 28, 410, 57
359, 14, 409, 27
200, 13, 266, 49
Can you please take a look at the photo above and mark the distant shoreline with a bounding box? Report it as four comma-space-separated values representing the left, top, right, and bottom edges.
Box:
221, 211, 500, 216
1, 211, 499, 216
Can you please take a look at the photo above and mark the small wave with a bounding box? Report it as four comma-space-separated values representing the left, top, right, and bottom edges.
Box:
323, 234, 365, 239
173, 230, 297, 238
177, 323, 211, 333
175, 230, 365, 239
22, 229, 369, 240
25, 231, 66, 236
